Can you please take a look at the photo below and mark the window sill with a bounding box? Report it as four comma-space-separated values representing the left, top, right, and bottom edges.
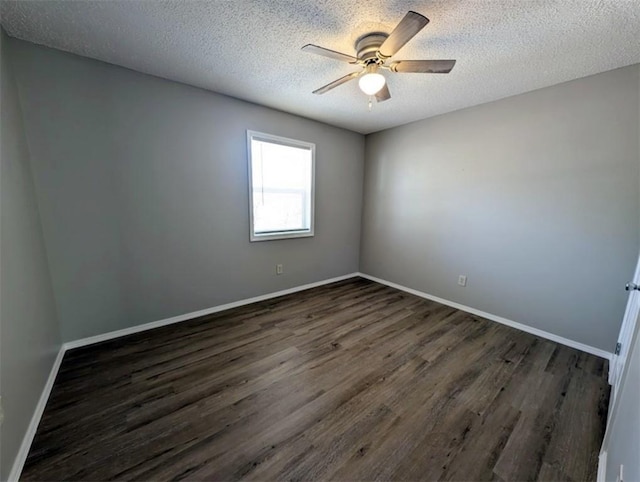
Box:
250, 230, 314, 242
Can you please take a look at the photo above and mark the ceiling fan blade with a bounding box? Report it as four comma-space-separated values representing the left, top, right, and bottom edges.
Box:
378, 11, 429, 59
375, 83, 391, 102
312, 71, 361, 95
302, 44, 358, 63
389, 60, 456, 73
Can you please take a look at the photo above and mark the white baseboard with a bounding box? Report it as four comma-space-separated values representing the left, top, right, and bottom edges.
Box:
64, 272, 360, 350
357, 272, 613, 362
8, 346, 66, 482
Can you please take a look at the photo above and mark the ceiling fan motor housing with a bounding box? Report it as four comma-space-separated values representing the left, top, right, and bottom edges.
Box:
355, 33, 388, 64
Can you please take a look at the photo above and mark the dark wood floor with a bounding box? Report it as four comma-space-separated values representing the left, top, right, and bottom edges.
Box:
23, 277, 609, 481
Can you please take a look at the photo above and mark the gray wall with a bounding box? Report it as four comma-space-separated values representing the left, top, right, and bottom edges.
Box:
361, 65, 640, 351
9, 38, 365, 342
0, 30, 61, 480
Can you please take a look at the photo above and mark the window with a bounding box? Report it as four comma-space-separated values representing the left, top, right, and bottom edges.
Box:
247, 130, 315, 241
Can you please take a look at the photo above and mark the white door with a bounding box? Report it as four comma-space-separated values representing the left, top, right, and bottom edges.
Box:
610, 251, 640, 401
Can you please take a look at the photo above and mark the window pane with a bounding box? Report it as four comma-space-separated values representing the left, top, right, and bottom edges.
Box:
249, 134, 314, 240
253, 190, 306, 233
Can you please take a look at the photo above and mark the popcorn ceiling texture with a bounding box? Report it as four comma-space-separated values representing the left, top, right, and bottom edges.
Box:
1, 0, 639, 134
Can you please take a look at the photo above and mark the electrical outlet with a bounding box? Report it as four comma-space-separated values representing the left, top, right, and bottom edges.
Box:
458, 275, 467, 287
276, 264, 283, 275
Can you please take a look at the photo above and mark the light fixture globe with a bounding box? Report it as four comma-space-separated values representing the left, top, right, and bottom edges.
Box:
359, 73, 385, 95
358, 64, 385, 95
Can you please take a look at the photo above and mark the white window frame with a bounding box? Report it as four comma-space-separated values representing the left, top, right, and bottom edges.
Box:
247, 130, 316, 242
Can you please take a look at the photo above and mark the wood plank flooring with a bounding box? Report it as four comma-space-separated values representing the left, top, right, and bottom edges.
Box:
22, 278, 610, 481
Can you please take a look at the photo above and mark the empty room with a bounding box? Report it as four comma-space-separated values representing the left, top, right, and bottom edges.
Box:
1, 0, 639, 481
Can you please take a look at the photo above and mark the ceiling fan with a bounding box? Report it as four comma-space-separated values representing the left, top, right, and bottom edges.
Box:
302, 11, 456, 104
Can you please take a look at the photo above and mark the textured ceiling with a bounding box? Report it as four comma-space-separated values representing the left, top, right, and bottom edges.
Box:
2, 0, 640, 134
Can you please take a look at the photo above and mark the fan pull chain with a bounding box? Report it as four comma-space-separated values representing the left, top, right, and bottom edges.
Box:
368, 96, 373, 111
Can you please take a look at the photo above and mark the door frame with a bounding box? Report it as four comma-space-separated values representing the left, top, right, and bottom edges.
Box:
609, 250, 640, 401
597, 251, 640, 482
